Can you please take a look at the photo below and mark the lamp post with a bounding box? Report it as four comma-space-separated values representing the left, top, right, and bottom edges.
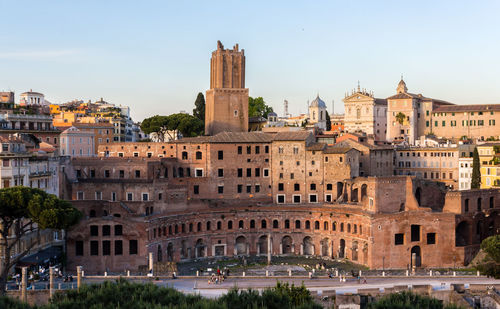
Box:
382, 256, 385, 272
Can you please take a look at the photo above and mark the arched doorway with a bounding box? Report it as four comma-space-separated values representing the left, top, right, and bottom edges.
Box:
235, 236, 247, 255
411, 246, 421, 268
321, 238, 329, 257
258, 235, 268, 255
352, 241, 358, 261
361, 184, 367, 201
195, 239, 205, 258
180, 240, 187, 259
157, 245, 162, 262
339, 239, 345, 258
303, 236, 314, 255
455, 221, 469, 246
282, 236, 293, 254
166, 243, 173, 261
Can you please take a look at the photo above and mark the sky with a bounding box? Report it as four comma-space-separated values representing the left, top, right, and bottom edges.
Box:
1, 0, 500, 122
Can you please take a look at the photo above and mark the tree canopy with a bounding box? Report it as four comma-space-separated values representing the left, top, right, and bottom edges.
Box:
192, 92, 205, 123
325, 111, 331, 131
395, 112, 406, 125
476, 235, 500, 279
141, 113, 204, 141
248, 97, 273, 118
0, 187, 81, 294
471, 147, 481, 189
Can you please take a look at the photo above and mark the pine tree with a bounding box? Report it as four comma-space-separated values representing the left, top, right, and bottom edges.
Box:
326, 111, 331, 131
471, 147, 481, 189
193, 92, 205, 123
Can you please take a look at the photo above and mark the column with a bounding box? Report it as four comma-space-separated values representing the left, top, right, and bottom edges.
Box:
49, 267, 55, 298
76, 266, 82, 290
21, 267, 27, 303
267, 233, 271, 265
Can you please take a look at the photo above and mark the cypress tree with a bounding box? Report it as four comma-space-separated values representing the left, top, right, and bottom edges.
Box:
471, 147, 481, 189
193, 92, 205, 123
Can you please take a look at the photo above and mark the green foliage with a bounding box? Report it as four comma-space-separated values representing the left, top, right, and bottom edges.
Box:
141, 113, 204, 141
325, 111, 331, 131
248, 97, 273, 118
193, 92, 205, 123
471, 148, 481, 189
0, 280, 321, 309
366, 291, 462, 309
395, 112, 406, 125
476, 235, 500, 279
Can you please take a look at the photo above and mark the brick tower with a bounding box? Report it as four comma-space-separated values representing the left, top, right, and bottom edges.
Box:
205, 41, 249, 135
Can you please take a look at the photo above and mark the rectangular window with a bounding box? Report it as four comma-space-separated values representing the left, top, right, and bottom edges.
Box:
411, 225, 420, 242
193, 185, 199, 195
246, 146, 251, 154
115, 225, 123, 236
237, 146, 242, 154
427, 232, 436, 245
237, 184, 242, 193
102, 225, 111, 236
395, 233, 404, 245
293, 195, 301, 203
263, 168, 269, 177
195, 169, 203, 177
218, 186, 224, 194
77, 191, 84, 200
102, 240, 111, 256
135, 170, 140, 178
294, 183, 300, 191
95, 192, 102, 200
115, 240, 123, 255
277, 195, 285, 204
237, 168, 243, 177
119, 170, 124, 178
90, 241, 99, 256
255, 168, 260, 177
127, 193, 133, 201
75, 241, 84, 256
246, 168, 251, 177
442, 120, 445, 127
309, 194, 317, 203
310, 183, 316, 190
255, 185, 260, 193
218, 169, 224, 177
104, 170, 110, 178
218, 150, 223, 160
129, 240, 138, 255
246, 185, 251, 193
278, 183, 284, 191
325, 194, 332, 202
255, 146, 260, 154
265, 145, 269, 153
90, 225, 98, 236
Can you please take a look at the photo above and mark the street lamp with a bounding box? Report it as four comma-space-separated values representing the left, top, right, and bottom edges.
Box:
382, 256, 385, 272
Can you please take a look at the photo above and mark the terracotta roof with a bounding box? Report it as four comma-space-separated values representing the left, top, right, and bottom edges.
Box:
273, 131, 312, 141
386, 92, 419, 100
306, 143, 326, 151
172, 136, 211, 144
433, 104, 500, 112
209, 132, 275, 143
336, 139, 393, 150
323, 146, 356, 154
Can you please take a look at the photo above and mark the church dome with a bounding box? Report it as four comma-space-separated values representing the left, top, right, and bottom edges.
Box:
310, 95, 326, 108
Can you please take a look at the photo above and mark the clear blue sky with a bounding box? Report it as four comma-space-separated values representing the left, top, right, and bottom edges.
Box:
1, 0, 500, 121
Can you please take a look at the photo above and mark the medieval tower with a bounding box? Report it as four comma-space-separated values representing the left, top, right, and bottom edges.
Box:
205, 41, 249, 135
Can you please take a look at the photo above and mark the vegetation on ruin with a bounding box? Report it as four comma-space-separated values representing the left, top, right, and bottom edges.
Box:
248, 96, 273, 119
366, 291, 463, 309
0, 187, 81, 295
471, 148, 481, 189
475, 235, 500, 279
140, 113, 204, 141
0, 280, 322, 308
193, 92, 205, 124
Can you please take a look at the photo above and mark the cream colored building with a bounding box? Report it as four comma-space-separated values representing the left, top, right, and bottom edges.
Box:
343, 85, 387, 142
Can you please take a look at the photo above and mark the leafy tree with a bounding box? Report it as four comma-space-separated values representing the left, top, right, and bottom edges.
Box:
476, 235, 500, 279
471, 147, 481, 189
0, 187, 81, 294
395, 112, 406, 125
192, 92, 205, 123
248, 97, 273, 118
325, 111, 331, 131
141, 114, 204, 141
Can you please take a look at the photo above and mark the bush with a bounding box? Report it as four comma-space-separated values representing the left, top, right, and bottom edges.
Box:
366, 291, 463, 309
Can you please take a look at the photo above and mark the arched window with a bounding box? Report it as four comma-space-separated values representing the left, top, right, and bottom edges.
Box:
250, 220, 255, 229
168, 225, 172, 234
174, 225, 178, 234
285, 220, 290, 229
295, 220, 301, 229
477, 198, 482, 211
465, 199, 469, 212
145, 208, 149, 216
197, 222, 202, 232
217, 221, 222, 230
359, 225, 363, 235
228, 220, 233, 230
162, 226, 166, 236
239, 220, 244, 229
323, 221, 328, 230
354, 224, 357, 234
347, 224, 351, 233
261, 220, 267, 229
206, 221, 211, 231
332, 221, 336, 231
305, 220, 311, 229
356, 109, 361, 119
340, 223, 344, 232
273, 220, 279, 228
314, 221, 320, 230
189, 223, 193, 232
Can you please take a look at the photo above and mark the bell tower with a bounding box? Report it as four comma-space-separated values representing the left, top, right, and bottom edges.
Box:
205, 41, 249, 135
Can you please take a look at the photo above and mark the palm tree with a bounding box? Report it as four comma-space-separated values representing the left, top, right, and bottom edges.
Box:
396, 112, 406, 125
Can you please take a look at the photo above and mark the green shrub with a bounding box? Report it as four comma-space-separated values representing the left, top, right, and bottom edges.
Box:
366, 291, 464, 309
